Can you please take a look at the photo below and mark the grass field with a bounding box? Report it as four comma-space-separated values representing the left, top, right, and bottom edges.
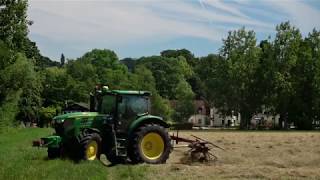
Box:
0, 128, 320, 180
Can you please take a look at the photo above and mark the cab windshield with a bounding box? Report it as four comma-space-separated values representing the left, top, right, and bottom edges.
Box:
98, 94, 150, 116
118, 95, 149, 116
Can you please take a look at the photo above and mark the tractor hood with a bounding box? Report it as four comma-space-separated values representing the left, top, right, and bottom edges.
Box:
53, 112, 99, 123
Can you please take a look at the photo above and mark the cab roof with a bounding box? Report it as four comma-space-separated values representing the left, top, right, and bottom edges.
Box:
102, 89, 151, 96
111, 90, 151, 96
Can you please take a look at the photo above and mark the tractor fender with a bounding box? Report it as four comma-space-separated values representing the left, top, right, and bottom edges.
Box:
128, 115, 169, 135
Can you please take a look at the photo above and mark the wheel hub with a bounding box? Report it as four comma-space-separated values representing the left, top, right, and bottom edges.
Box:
86, 141, 98, 160
140, 132, 164, 160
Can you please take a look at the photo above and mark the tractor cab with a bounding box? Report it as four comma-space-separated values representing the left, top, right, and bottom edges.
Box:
90, 86, 152, 132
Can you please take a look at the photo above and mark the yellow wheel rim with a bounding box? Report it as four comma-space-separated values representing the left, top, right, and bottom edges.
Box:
86, 141, 98, 160
140, 132, 164, 160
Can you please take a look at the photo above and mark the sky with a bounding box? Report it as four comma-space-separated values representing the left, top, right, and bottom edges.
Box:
27, 0, 320, 61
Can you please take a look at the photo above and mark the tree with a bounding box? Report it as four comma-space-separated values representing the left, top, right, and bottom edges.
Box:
38, 106, 56, 127
60, 53, 65, 67
18, 61, 42, 125
195, 54, 227, 107
42, 67, 73, 107
0, 45, 40, 129
173, 80, 195, 123
130, 65, 173, 121
0, 42, 24, 130
137, 56, 193, 99
161, 49, 196, 66
121, 58, 136, 72
75, 49, 130, 89
217, 27, 261, 129
295, 29, 320, 129
0, 0, 29, 51
309, 29, 320, 128
271, 22, 302, 128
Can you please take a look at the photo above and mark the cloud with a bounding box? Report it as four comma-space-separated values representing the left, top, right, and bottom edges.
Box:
27, 0, 320, 59
269, 0, 320, 33
236, 0, 320, 33
28, 0, 273, 44
28, 1, 222, 44
202, 0, 248, 18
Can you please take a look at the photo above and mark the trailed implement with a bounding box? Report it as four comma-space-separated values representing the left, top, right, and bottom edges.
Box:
171, 132, 224, 162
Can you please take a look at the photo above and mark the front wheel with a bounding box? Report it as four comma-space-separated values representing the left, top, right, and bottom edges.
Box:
79, 132, 102, 161
129, 124, 171, 164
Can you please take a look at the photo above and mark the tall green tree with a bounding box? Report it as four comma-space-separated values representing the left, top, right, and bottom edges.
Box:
0, 0, 29, 51
271, 22, 302, 128
42, 67, 73, 107
195, 54, 227, 107
161, 49, 196, 66
131, 65, 173, 120
300, 29, 320, 129
218, 27, 261, 129
60, 53, 65, 67
173, 80, 195, 123
137, 56, 193, 99
18, 61, 42, 124
0, 45, 40, 129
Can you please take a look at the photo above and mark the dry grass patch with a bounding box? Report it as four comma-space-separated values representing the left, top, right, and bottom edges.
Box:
148, 131, 320, 179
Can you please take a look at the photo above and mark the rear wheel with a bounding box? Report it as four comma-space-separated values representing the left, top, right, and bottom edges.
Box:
79, 132, 102, 161
129, 124, 171, 164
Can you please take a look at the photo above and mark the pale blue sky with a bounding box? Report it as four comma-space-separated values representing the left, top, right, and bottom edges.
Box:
28, 0, 320, 61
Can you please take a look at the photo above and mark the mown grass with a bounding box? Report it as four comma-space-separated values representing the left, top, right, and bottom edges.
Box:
154, 130, 320, 179
0, 128, 148, 180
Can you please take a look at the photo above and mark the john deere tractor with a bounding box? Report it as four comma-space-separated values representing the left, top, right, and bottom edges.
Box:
33, 86, 171, 164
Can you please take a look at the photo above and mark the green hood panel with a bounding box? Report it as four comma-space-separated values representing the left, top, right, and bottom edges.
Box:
53, 112, 99, 122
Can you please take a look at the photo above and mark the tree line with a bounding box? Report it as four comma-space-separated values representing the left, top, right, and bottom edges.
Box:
1, 1, 320, 132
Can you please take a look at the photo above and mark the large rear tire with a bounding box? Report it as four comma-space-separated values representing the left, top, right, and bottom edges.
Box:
129, 124, 171, 164
79, 132, 102, 161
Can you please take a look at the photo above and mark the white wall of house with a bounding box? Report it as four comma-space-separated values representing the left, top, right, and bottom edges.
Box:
187, 106, 241, 127
210, 107, 240, 127
188, 114, 208, 126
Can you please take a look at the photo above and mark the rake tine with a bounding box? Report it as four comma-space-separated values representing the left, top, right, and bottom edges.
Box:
207, 142, 225, 151
207, 151, 217, 161
190, 135, 225, 151
191, 135, 207, 142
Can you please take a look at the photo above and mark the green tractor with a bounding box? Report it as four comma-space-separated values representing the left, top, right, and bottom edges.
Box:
33, 86, 171, 164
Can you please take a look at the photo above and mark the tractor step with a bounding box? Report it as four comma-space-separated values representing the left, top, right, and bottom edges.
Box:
115, 137, 127, 157
111, 125, 128, 157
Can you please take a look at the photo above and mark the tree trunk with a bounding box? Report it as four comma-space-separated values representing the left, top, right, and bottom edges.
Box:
240, 111, 250, 130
